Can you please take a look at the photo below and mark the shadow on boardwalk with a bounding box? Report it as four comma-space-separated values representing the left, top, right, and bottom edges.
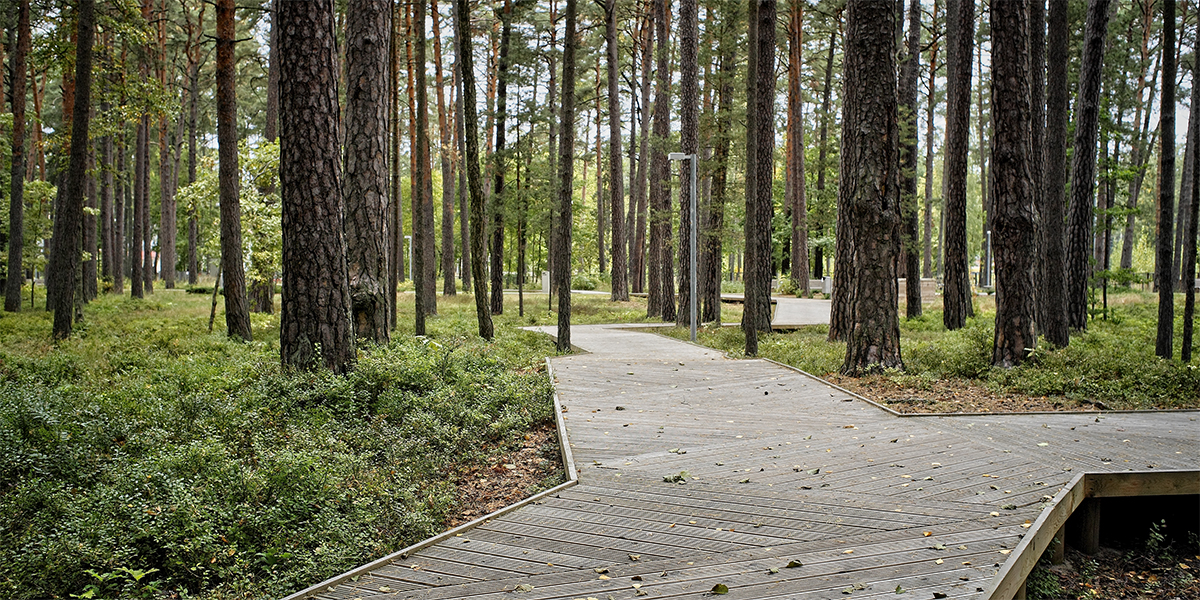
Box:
287, 324, 1198, 600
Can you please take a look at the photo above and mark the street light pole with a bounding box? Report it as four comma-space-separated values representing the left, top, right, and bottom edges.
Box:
669, 152, 698, 342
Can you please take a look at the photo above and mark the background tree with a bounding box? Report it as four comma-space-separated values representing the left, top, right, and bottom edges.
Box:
676, 0, 697, 326
606, 0, 627, 302
1183, 51, 1199, 363
647, 0, 673, 321
432, 0, 456, 297
840, 0, 902, 375
989, 0, 1036, 368
490, 0, 513, 316
278, 0, 354, 372
898, 0, 921, 318
1066, 0, 1112, 332
940, 0, 974, 330
413, 0, 434, 334
1041, 0, 1070, 347
787, 0, 809, 298
343, 0, 391, 345
215, 0, 252, 342
5, 0, 30, 313
555, 0, 578, 352
1155, 0, 1175, 358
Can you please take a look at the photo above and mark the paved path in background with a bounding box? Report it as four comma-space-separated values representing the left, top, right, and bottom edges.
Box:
294, 325, 1197, 600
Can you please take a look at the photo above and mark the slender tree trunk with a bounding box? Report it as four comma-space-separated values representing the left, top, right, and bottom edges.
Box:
279, 0, 355, 372
990, 0, 1036, 368
343, 0, 392, 345
744, 0, 775, 351
456, 48, 469, 290
899, 0, 921, 318
413, 0, 431, 333
977, 39, 991, 289
101, 124, 114, 288
490, 0, 513, 315
454, 0, 493, 339
595, 60, 605, 278
114, 128, 126, 294
5, 0, 29, 312
216, 0, 251, 341
840, 0, 902, 375
701, 18, 733, 323
49, 0, 94, 339
787, 0, 809, 297
632, 15, 652, 295
923, 1, 939, 279
675, 0, 698, 325
1156, 0, 1176, 357
1066, 0, 1112, 332
606, 0, 628, 302
1182, 51, 1199, 362
647, 0, 673, 320
388, 1, 401, 326
1030, 0, 1046, 332
83, 144, 97, 301
555, 0, 579, 352
941, 0, 975, 330
186, 40, 202, 285
131, 118, 147, 299
814, 17, 839, 282
1175, 116, 1196, 290
432, 0, 456, 296
1041, 0, 1070, 347
744, 0, 761, 353
1122, 8, 1157, 271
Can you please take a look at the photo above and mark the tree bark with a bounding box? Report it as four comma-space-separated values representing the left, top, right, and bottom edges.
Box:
279, 0, 355, 371
84, 144, 97, 301
186, 4, 204, 285
606, 0, 628, 302
131, 119, 147, 298
1041, 0, 1070, 347
454, 0, 493, 339
1155, 0, 1176, 357
5, 0, 29, 312
432, 0, 456, 297
389, 1, 401, 326
1175, 115, 1196, 290
1182, 49, 1199, 362
787, 0, 809, 297
899, 0, 921, 318
343, 0, 392, 345
216, 0, 252, 341
941, 0, 975, 330
744, 0, 761, 353
555, 0, 579, 352
490, 0, 513, 315
413, 0, 433, 333
49, 0, 94, 339
990, 0, 1037, 368
923, 1, 939, 279
815, 17, 839, 282
1030, 0, 1046, 333
840, 0, 902, 375
632, 14, 652, 295
1066, 0, 1111, 332
676, 0, 698, 325
701, 16, 734, 324
648, 0, 674, 321
745, 0, 775, 341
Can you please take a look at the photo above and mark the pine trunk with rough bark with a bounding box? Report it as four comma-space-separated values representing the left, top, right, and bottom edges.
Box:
990, 0, 1037, 368
814, 18, 838, 282
131, 118, 147, 298
899, 0, 921, 318
676, 0, 698, 326
701, 20, 733, 324
840, 0, 902, 375
216, 0, 252, 341
432, 0, 456, 297
1030, 0, 1046, 332
744, 0, 761, 353
555, 0, 578, 352
454, 0, 493, 339
1041, 0, 1070, 347
941, 0, 974, 330
632, 15, 652, 295
1066, 0, 1111, 332
1155, 0, 1176, 357
923, 1, 938, 279
606, 0, 628, 302
490, 0, 513, 315
279, 0, 355, 371
746, 0, 775, 339
5, 0, 29, 312
343, 0, 392, 345
1182, 51, 1199, 362
787, 0, 809, 297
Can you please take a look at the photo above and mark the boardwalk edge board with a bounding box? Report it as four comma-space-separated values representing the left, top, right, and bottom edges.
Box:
980, 470, 1199, 600
279, 359, 579, 600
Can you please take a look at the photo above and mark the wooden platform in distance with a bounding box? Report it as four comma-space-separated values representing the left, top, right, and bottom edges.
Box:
288, 325, 1198, 600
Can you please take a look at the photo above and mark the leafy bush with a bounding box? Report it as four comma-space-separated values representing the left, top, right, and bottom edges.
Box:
570, 271, 600, 291
0, 294, 554, 600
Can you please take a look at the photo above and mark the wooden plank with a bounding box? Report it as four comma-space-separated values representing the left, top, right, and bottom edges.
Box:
1085, 469, 1200, 497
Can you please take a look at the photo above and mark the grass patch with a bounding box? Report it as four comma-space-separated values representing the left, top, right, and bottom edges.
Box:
0, 289, 578, 600
662, 290, 1199, 410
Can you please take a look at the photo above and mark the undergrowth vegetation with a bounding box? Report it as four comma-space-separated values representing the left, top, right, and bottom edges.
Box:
669, 290, 1199, 409
0, 290, 560, 599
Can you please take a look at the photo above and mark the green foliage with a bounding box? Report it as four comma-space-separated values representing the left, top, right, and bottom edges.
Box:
1026, 556, 1066, 600
570, 271, 601, 291
0, 293, 554, 600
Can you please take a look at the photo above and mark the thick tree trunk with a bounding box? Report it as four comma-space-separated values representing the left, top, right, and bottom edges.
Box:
744, 0, 761, 353
555, 0, 579, 352
490, 0, 513, 315
1066, 0, 1111, 332
279, 0, 355, 372
676, 0, 698, 325
941, 0, 975, 330
990, 0, 1036, 368
343, 0, 392, 345
1041, 0, 1070, 347
840, 0, 902, 375
216, 0, 252, 341
787, 0, 809, 297
899, 0, 921, 318
606, 0, 628, 302
1030, 0, 1046, 332
456, 51, 469, 290
5, 0, 29, 312
745, 0, 775, 339
49, 0, 94, 339
454, 0, 493, 339
647, 0, 673, 320
1155, 0, 1176, 358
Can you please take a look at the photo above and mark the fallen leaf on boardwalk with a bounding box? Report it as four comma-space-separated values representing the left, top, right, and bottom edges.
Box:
711, 583, 729, 595
689, 520, 698, 524
958, 545, 967, 550
663, 471, 691, 483
628, 554, 641, 561
668, 448, 680, 453
594, 567, 609, 573
923, 532, 932, 537
632, 575, 643, 581
632, 584, 642, 590
769, 567, 780, 574
999, 549, 1012, 555
786, 560, 804, 568
635, 591, 648, 597
935, 559, 944, 565
1037, 442, 1049, 447
378, 586, 392, 593
807, 468, 821, 475
843, 550, 854, 554
934, 593, 949, 599
990, 512, 1001, 517
1001, 504, 1017, 510
598, 575, 610, 580
932, 544, 947, 550
739, 478, 751, 484
895, 585, 905, 594
514, 584, 534, 592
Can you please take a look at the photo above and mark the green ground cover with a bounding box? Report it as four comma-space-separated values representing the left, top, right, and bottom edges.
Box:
0, 289, 603, 600
664, 291, 1199, 410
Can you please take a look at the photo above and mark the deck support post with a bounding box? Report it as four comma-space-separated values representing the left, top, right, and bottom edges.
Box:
1051, 525, 1065, 564
1014, 580, 1027, 600
1069, 497, 1102, 555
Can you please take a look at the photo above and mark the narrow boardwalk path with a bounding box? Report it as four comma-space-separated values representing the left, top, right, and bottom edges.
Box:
299, 325, 1197, 600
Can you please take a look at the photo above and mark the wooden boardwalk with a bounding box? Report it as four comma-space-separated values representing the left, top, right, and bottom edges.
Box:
288, 325, 1198, 600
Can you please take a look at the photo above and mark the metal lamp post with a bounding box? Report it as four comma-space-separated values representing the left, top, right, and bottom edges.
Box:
668, 152, 698, 342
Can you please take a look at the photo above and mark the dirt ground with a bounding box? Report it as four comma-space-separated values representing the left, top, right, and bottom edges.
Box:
445, 420, 564, 528
824, 373, 1106, 414
1038, 546, 1200, 599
